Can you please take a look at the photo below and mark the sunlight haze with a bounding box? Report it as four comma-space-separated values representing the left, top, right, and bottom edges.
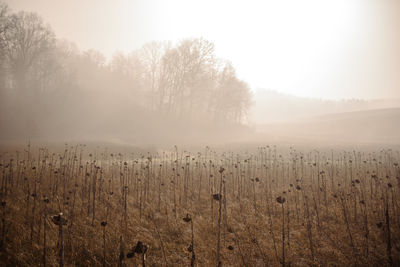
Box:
5, 0, 400, 100
1, 2, 400, 265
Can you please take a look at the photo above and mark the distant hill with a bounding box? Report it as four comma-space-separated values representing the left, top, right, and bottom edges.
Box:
250, 89, 400, 124
256, 108, 400, 145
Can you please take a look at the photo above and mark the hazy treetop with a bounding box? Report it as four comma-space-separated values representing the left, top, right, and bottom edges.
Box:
4, 0, 400, 100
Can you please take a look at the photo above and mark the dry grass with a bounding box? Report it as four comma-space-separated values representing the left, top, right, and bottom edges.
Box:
0, 144, 399, 266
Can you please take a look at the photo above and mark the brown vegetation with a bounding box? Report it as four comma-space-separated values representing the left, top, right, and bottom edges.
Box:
0, 144, 399, 266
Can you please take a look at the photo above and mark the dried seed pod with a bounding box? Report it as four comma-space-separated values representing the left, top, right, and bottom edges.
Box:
213, 194, 222, 201
276, 196, 285, 204
52, 213, 67, 226
133, 241, 147, 254
183, 214, 192, 223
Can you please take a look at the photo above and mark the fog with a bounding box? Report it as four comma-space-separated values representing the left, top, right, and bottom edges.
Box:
1, 1, 400, 149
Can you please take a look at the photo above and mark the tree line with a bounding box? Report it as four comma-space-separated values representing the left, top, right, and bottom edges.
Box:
0, 3, 253, 140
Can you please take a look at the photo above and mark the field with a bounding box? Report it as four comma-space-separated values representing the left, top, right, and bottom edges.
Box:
0, 144, 399, 266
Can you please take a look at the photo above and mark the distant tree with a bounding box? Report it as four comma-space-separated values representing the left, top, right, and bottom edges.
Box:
0, 3, 10, 90
0, 3, 10, 55
158, 38, 217, 118
76, 49, 108, 91
109, 51, 146, 106
51, 39, 80, 92
214, 62, 253, 123
2, 11, 55, 96
140, 41, 166, 111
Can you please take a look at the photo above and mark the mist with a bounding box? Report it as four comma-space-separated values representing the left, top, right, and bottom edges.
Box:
2, 2, 400, 266
1, 0, 400, 149
0, 6, 252, 147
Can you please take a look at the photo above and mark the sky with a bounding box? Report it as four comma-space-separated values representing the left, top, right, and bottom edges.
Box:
4, 0, 400, 100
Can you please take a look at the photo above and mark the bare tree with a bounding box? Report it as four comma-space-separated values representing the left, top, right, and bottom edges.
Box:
3, 11, 55, 96
0, 3, 10, 90
140, 41, 165, 111
158, 38, 218, 118
214, 62, 253, 124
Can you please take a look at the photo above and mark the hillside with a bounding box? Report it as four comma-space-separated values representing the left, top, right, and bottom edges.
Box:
256, 108, 400, 146
250, 89, 400, 124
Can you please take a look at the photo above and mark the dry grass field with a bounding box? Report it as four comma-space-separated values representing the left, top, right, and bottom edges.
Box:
0, 144, 399, 266
2, 1, 400, 266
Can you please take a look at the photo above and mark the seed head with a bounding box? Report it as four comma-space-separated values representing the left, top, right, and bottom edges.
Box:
133, 241, 147, 254
52, 213, 67, 226
213, 194, 222, 201
183, 214, 192, 223
276, 196, 285, 204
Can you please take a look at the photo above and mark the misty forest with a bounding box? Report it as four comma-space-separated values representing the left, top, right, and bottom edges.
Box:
0, 1, 400, 266
0, 4, 252, 144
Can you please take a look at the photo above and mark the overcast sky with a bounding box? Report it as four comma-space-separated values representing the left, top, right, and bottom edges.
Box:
5, 0, 400, 100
